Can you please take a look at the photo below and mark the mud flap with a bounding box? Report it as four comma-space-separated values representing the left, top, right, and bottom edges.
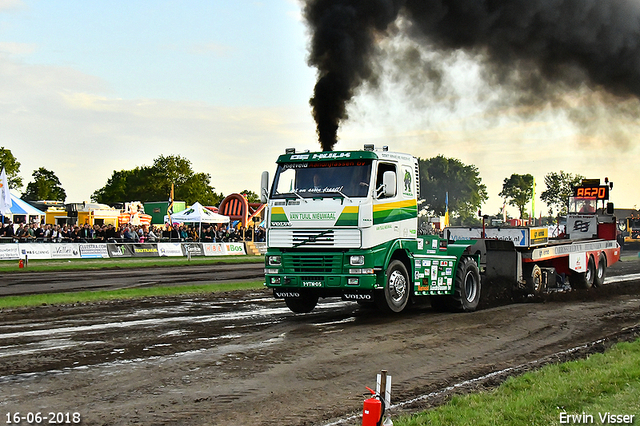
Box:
569, 252, 587, 273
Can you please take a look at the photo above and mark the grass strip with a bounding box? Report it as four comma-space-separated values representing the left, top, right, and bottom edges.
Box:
620, 251, 640, 262
0, 255, 264, 272
0, 280, 265, 309
396, 338, 640, 426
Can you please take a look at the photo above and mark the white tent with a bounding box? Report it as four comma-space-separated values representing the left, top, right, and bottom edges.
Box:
1, 192, 45, 224
165, 202, 229, 224
164, 202, 229, 241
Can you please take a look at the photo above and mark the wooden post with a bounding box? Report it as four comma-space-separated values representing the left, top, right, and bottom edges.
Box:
379, 370, 387, 405
377, 370, 393, 425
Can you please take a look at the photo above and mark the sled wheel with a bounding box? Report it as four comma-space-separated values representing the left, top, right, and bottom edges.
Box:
375, 260, 410, 313
285, 293, 318, 313
594, 253, 607, 287
525, 264, 546, 296
570, 255, 596, 289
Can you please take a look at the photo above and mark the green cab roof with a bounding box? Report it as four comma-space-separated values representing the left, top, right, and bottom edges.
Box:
276, 150, 379, 163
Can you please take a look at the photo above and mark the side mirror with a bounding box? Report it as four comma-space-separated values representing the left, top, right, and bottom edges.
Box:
383, 171, 396, 197
260, 171, 269, 203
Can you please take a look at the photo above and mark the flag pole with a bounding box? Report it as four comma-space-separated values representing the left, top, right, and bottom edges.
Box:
532, 177, 536, 226
0, 167, 13, 226
168, 183, 174, 242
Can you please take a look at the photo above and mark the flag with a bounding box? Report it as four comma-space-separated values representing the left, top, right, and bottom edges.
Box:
167, 183, 174, 221
0, 167, 12, 216
444, 191, 450, 227
502, 200, 507, 223
531, 177, 536, 224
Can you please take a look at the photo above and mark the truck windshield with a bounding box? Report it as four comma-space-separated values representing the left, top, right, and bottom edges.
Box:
568, 197, 598, 214
271, 160, 372, 199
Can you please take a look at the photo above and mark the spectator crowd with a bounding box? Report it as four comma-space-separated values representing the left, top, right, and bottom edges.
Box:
0, 221, 266, 244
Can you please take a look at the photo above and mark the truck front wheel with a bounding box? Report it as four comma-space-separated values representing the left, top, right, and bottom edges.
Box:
285, 293, 319, 314
375, 260, 410, 313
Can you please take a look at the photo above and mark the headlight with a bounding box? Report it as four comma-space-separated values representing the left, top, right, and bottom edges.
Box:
350, 255, 365, 266
268, 255, 282, 266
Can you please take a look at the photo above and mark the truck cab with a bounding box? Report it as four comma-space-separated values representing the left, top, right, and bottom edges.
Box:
261, 146, 482, 314
260, 146, 417, 312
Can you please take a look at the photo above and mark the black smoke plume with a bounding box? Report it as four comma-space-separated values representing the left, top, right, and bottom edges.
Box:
305, 0, 404, 151
305, 0, 640, 151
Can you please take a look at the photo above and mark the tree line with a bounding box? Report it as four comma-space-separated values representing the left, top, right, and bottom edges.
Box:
419, 156, 583, 224
0, 148, 241, 207
0, 146, 582, 222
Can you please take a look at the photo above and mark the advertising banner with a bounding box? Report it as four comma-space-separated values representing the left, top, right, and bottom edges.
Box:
130, 243, 159, 257
158, 243, 183, 257
0, 242, 251, 261
80, 243, 110, 258
0, 244, 20, 260
529, 227, 549, 246
19, 244, 52, 259
483, 228, 527, 247
446, 228, 546, 247
567, 215, 598, 239
50, 243, 81, 259
203, 243, 226, 256
446, 228, 482, 241
224, 243, 246, 255
107, 243, 135, 258
181, 242, 204, 257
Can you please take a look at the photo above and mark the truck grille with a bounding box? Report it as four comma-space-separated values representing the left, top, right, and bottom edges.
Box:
268, 229, 361, 248
284, 254, 342, 274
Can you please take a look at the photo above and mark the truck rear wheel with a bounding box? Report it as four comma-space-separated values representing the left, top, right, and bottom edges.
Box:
594, 253, 607, 287
450, 257, 481, 312
285, 294, 319, 314
375, 260, 410, 313
570, 256, 596, 289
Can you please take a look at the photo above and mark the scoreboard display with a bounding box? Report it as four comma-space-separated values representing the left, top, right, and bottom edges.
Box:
573, 185, 610, 200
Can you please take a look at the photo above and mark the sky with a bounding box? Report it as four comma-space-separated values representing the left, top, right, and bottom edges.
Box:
1, 0, 639, 218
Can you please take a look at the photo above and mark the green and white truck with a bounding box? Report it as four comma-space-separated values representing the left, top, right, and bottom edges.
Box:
260, 146, 620, 314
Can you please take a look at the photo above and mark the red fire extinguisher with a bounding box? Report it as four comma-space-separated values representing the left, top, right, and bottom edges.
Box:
362, 386, 385, 426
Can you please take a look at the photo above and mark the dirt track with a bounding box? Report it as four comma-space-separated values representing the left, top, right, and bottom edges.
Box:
1, 254, 639, 426
0, 263, 265, 296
